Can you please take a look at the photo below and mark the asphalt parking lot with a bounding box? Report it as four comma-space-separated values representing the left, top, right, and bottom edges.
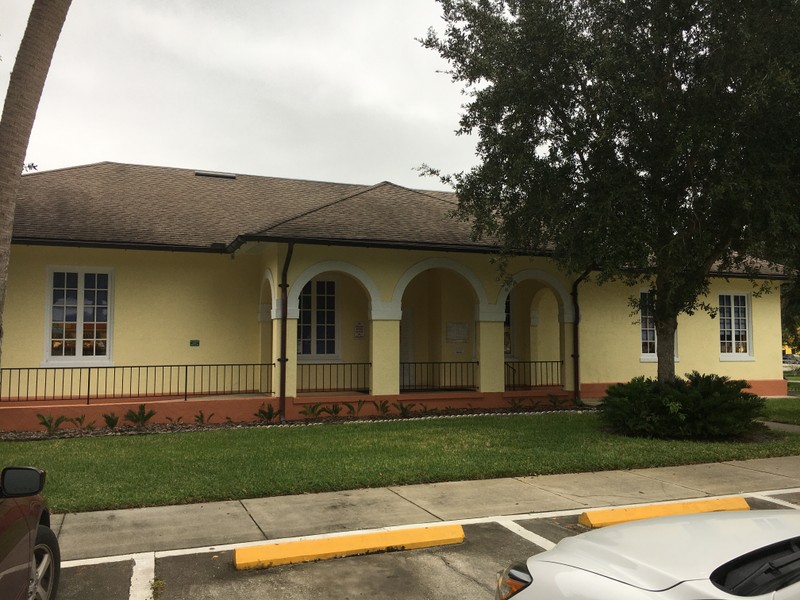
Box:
58, 489, 800, 600
57, 513, 593, 600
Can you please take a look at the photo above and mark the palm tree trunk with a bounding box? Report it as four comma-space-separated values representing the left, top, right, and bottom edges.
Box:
0, 0, 72, 363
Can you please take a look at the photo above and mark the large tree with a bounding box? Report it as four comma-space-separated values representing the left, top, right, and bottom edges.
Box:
424, 0, 800, 382
0, 0, 72, 362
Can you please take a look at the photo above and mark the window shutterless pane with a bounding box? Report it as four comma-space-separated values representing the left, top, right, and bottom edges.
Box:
48, 270, 111, 360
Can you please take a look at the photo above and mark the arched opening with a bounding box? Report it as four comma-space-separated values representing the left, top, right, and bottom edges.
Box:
399, 268, 480, 391
294, 271, 371, 394
503, 277, 567, 390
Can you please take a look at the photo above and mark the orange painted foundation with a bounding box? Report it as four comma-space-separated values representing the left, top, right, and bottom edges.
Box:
0, 388, 573, 433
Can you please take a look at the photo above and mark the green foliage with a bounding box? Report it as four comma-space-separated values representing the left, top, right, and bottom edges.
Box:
69, 414, 96, 431
319, 403, 343, 417
764, 398, 800, 426
418, 404, 439, 416
165, 416, 184, 425
599, 372, 765, 439
124, 404, 157, 428
782, 282, 800, 352
371, 399, 391, 416
299, 403, 324, 417
343, 400, 367, 416
254, 403, 277, 422
424, 0, 800, 381
506, 397, 529, 411
194, 411, 215, 425
392, 402, 417, 418
36, 414, 67, 435
102, 413, 120, 429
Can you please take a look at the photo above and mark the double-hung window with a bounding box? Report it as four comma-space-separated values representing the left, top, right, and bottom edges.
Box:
640, 291, 657, 359
639, 291, 678, 361
719, 293, 752, 359
47, 269, 112, 363
297, 279, 337, 358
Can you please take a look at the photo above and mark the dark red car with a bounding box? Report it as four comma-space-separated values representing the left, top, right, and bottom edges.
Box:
0, 467, 60, 600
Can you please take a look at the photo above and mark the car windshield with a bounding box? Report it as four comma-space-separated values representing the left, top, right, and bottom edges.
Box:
711, 536, 800, 596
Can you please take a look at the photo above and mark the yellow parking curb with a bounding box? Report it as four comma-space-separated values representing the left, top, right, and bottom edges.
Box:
234, 524, 465, 570
578, 496, 750, 528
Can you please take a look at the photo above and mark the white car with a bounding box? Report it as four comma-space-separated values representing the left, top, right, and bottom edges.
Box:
497, 510, 800, 599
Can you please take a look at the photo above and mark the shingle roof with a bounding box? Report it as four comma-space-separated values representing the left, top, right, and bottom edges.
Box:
11, 161, 787, 280
13, 162, 488, 252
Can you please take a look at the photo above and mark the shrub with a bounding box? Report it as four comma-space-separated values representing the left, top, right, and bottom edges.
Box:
254, 403, 277, 422
102, 412, 120, 429
36, 414, 67, 435
124, 404, 156, 428
194, 410, 215, 425
599, 371, 765, 439
69, 414, 96, 431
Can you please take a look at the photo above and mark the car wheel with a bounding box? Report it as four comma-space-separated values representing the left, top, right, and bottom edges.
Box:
29, 525, 60, 600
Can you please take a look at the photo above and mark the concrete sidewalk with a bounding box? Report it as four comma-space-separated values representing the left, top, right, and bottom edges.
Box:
51, 455, 800, 561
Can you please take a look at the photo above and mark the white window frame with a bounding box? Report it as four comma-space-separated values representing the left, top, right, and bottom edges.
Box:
296, 277, 340, 363
639, 291, 657, 362
719, 292, 754, 361
639, 290, 679, 363
43, 267, 114, 367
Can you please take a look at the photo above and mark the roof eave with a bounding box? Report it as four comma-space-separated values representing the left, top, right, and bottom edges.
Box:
11, 237, 224, 254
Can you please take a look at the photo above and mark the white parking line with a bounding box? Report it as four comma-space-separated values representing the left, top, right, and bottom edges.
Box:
496, 518, 556, 550
749, 493, 800, 509
128, 553, 155, 600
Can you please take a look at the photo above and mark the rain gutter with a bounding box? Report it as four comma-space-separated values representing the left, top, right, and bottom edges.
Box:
571, 270, 591, 403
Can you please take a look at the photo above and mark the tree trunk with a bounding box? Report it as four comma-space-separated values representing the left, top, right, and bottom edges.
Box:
655, 316, 678, 383
0, 0, 72, 363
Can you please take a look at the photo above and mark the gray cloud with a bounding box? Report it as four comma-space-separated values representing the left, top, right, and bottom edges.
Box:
0, 0, 475, 189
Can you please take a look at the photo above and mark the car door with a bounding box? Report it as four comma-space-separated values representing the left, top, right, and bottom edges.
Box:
0, 496, 35, 600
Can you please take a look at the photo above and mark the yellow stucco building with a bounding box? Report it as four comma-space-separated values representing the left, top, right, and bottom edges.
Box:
2, 162, 787, 419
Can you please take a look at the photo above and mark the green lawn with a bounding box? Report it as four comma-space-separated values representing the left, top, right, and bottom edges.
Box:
4, 412, 800, 514
764, 397, 800, 425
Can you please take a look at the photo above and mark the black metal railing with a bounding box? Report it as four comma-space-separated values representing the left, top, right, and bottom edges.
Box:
504, 361, 562, 390
0, 364, 274, 403
400, 361, 478, 392
297, 363, 370, 393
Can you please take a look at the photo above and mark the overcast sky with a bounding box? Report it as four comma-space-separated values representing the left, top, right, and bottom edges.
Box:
0, 0, 476, 190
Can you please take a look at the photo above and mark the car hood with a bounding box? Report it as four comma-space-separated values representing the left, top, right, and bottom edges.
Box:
532, 510, 800, 591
